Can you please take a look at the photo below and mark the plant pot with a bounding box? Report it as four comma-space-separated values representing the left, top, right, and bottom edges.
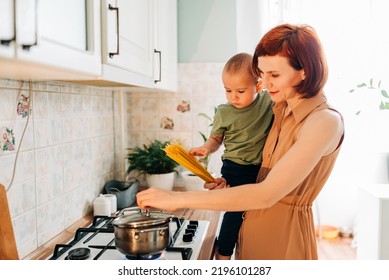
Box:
146, 172, 175, 190
181, 171, 207, 191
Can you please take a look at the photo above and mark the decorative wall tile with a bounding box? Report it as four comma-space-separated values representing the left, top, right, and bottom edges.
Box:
16, 93, 31, 118
177, 100, 190, 112
0, 127, 15, 151
160, 116, 174, 130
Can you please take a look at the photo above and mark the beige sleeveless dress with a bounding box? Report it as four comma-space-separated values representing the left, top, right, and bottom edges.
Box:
235, 93, 344, 260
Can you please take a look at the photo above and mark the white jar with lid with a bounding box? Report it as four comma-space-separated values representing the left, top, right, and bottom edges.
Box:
93, 194, 111, 216
103, 194, 117, 214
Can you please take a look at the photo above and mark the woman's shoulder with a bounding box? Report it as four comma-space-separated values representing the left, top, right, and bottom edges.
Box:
302, 109, 343, 137
297, 108, 344, 155
304, 108, 344, 142
309, 108, 343, 125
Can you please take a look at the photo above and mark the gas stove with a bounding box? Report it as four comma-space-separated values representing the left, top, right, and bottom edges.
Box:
49, 209, 209, 260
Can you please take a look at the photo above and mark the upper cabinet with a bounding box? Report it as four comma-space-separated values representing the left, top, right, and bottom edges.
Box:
0, 0, 178, 91
0, 0, 101, 80
101, 0, 154, 87
153, 0, 177, 92
101, 0, 178, 91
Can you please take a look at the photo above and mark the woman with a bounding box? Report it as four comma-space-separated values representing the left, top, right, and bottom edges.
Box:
137, 23, 344, 260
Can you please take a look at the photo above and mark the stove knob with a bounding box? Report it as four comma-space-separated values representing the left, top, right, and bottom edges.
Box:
189, 220, 199, 226
183, 232, 194, 243
185, 228, 196, 236
187, 224, 197, 232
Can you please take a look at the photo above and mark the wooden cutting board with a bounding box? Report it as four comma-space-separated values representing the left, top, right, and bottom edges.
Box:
0, 184, 19, 260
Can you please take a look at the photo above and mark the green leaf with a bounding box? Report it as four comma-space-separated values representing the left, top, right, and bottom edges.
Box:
357, 83, 367, 88
199, 131, 208, 143
378, 80, 382, 88
126, 139, 178, 175
356, 111, 361, 115
369, 78, 373, 87
197, 112, 212, 122
380, 102, 389, 110
349, 89, 355, 93
381, 89, 389, 98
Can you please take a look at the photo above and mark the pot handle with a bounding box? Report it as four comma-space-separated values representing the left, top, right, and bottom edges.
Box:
116, 206, 140, 216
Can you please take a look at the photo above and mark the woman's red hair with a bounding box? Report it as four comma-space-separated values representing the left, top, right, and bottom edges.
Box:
252, 24, 328, 98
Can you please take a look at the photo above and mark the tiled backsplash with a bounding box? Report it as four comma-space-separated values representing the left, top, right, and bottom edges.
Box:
0, 62, 226, 258
0, 79, 118, 258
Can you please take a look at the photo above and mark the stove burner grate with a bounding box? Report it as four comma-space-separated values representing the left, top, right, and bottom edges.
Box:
65, 248, 91, 260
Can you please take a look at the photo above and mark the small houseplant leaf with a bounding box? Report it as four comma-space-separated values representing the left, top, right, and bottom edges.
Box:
381, 89, 389, 98
357, 83, 367, 88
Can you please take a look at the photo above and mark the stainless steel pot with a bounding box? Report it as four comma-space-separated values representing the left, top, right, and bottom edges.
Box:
112, 209, 173, 256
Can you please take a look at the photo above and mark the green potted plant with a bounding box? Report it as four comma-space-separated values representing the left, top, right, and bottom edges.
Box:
126, 139, 178, 190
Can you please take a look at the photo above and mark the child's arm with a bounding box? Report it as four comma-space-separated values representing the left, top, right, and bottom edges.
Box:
189, 136, 223, 157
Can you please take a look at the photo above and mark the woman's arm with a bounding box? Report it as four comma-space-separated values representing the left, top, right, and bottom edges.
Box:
137, 109, 343, 212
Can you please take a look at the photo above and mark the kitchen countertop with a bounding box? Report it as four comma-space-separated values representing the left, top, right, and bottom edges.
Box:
23, 187, 222, 260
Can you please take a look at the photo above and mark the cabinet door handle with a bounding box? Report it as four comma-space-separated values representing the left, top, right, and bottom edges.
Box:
0, 37, 15, 46
154, 49, 162, 83
20, 0, 38, 51
1, 0, 15, 46
108, 4, 119, 58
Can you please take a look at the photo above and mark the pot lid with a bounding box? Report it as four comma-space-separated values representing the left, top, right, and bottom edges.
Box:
112, 210, 173, 228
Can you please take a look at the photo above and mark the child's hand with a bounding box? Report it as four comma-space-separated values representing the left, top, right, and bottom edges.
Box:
205, 177, 229, 190
189, 147, 208, 157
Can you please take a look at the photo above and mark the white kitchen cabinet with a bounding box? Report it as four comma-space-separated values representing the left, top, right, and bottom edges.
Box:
101, 0, 154, 87
0, 0, 101, 80
153, 0, 177, 92
357, 184, 389, 260
101, 0, 177, 90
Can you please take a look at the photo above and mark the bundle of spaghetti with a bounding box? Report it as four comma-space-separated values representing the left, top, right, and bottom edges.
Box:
163, 143, 214, 182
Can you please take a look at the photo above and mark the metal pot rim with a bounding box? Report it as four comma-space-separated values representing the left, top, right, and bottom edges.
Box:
112, 211, 172, 228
